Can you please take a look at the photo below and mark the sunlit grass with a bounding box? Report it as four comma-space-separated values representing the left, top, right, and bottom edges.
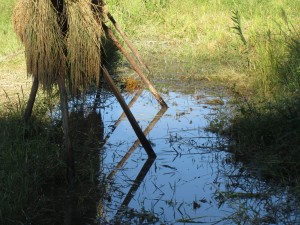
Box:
0, 0, 22, 56
1, 0, 300, 222
105, 0, 299, 88
1, 0, 299, 92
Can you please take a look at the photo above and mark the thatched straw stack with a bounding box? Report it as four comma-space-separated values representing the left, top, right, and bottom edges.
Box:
13, 0, 104, 94
67, 0, 103, 93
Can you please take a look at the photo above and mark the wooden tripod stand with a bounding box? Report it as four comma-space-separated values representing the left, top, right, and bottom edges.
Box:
23, 11, 168, 181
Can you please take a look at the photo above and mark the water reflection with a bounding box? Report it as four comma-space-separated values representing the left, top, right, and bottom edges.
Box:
36, 105, 105, 225
96, 88, 300, 225
212, 154, 300, 224
93, 88, 166, 224
107, 106, 167, 180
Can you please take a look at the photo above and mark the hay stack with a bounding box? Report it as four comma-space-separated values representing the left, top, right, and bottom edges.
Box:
13, 0, 105, 94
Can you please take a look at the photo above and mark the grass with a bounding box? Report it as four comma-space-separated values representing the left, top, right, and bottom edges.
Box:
1, 0, 299, 96
106, 0, 300, 87
0, 95, 104, 224
0, 97, 65, 224
0, 0, 21, 56
1, 0, 300, 223
224, 11, 300, 186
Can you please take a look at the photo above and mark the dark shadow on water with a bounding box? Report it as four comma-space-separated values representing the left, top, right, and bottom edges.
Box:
32, 106, 105, 225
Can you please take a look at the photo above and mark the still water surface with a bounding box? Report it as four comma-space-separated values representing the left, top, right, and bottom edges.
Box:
83, 86, 300, 225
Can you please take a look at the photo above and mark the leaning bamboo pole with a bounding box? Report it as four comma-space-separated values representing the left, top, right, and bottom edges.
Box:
13, 0, 167, 180
102, 67, 156, 158
107, 12, 150, 73
102, 23, 168, 108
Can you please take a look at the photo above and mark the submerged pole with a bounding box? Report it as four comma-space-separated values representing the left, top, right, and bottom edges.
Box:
57, 75, 75, 182
102, 67, 156, 158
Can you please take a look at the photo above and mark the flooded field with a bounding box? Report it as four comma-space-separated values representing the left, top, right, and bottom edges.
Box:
70, 83, 300, 225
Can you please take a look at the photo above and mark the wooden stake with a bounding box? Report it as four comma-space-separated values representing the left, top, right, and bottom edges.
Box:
102, 67, 156, 158
102, 23, 168, 109
107, 12, 150, 73
102, 89, 143, 144
23, 76, 39, 122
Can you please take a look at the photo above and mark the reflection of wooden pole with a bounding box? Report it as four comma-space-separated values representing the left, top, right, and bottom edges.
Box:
115, 158, 155, 217
107, 12, 150, 73
57, 75, 75, 181
107, 106, 167, 180
102, 67, 156, 158
103, 89, 143, 143
121, 158, 155, 206
103, 23, 168, 108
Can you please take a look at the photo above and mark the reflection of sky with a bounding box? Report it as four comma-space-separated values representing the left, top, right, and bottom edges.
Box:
96, 90, 300, 224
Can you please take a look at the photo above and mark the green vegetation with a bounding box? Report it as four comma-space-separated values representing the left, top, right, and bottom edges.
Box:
227, 11, 300, 186
1, 0, 300, 223
0, 97, 64, 223
0, 0, 20, 56
0, 95, 103, 224
107, 0, 300, 84
107, 0, 300, 185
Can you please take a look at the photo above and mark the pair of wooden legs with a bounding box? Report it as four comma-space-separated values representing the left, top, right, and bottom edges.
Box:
23, 66, 161, 181
23, 13, 167, 182
24, 75, 75, 181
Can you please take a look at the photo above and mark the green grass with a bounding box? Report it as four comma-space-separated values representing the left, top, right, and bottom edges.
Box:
0, 97, 65, 224
1, 0, 299, 87
0, 95, 103, 224
228, 96, 300, 184
226, 13, 300, 185
0, 0, 21, 57
106, 0, 300, 84
1, 0, 300, 222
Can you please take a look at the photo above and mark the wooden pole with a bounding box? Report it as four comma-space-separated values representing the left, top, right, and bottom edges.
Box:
102, 89, 143, 144
102, 67, 156, 158
57, 75, 75, 182
107, 106, 167, 180
102, 23, 168, 109
107, 12, 150, 73
23, 76, 39, 122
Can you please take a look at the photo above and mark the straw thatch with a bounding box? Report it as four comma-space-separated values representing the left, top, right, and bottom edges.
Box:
13, 0, 105, 94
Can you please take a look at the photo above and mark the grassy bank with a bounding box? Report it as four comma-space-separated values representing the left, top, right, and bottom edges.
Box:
107, 0, 300, 85
226, 13, 300, 186
0, 98, 64, 223
0, 96, 104, 224
0, 0, 28, 103
1, 0, 300, 223
0, 0, 20, 56
2, 0, 300, 100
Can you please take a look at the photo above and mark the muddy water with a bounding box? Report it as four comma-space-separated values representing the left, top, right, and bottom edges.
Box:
87, 86, 300, 225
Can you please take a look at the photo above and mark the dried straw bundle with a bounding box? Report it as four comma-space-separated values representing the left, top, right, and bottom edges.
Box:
66, 0, 103, 93
13, 0, 104, 94
13, 0, 67, 93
